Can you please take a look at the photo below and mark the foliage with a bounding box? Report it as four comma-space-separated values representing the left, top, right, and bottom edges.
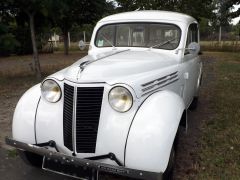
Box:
222, 0, 240, 18
47, 0, 114, 55
70, 24, 95, 42
231, 23, 240, 36
0, 21, 19, 56
116, 0, 215, 21
0, 0, 239, 58
0, 0, 51, 55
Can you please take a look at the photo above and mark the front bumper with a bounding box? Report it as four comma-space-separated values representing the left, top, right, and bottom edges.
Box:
5, 137, 162, 180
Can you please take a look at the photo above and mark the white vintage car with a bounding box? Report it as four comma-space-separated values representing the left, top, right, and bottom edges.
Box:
6, 11, 202, 180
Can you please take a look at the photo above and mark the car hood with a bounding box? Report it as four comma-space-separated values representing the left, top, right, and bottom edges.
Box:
50, 50, 179, 97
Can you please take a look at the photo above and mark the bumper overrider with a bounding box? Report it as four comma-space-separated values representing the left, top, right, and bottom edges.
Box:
5, 137, 162, 180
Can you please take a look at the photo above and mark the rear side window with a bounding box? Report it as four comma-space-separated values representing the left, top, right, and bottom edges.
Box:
185, 23, 199, 54
186, 23, 198, 46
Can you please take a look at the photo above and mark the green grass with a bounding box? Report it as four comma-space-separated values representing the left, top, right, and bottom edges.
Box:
7, 149, 18, 158
0, 51, 87, 96
196, 52, 240, 179
0, 51, 87, 77
200, 41, 240, 52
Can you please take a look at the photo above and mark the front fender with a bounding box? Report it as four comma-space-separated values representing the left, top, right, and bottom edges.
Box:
12, 84, 41, 144
125, 90, 185, 173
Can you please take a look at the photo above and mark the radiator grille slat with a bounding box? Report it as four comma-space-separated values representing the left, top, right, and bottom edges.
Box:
76, 87, 104, 153
63, 84, 74, 151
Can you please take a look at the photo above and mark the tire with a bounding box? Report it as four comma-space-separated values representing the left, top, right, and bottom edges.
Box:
162, 147, 175, 180
162, 129, 180, 180
18, 150, 43, 168
189, 96, 198, 110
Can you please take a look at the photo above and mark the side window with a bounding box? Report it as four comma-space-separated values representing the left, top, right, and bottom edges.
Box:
186, 23, 198, 54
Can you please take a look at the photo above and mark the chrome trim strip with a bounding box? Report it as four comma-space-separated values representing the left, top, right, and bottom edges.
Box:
141, 71, 179, 96
141, 78, 179, 97
142, 74, 178, 92
72, 86, 77, 154
141, 71, 178, 87
34, 97, 41, 144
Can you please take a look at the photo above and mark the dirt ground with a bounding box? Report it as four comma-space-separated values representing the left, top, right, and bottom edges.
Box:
0, 52, 85, 77
0, 54, 215, 179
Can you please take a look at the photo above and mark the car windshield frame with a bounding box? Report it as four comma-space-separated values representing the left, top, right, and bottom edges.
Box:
94, 22, 182, 50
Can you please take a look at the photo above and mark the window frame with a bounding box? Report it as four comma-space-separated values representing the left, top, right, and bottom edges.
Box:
185, 23, 199, 55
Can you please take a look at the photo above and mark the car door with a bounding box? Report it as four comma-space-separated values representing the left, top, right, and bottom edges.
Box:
182, 23, 201, 107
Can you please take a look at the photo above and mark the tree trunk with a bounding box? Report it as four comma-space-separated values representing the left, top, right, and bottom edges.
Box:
63, 31, 69, 55
29, 13, 41, 79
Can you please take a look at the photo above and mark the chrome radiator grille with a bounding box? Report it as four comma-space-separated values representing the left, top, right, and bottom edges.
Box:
63, 83, 104, 153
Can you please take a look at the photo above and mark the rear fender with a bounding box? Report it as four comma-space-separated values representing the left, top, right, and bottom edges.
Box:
125, 90, 185, 173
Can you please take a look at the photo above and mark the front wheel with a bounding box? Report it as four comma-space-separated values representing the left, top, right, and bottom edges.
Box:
18, 150, 43, 168
162, 146, 175, 180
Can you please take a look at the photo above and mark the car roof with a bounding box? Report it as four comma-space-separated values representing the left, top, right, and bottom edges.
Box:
99, 10, 197, 24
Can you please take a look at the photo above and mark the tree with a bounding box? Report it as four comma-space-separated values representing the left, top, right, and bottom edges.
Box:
0, 2, 20, 56
116, 0, 215, 21
48, 0, 113, 55
2, 0, 48, 79
222, 0, 240, 19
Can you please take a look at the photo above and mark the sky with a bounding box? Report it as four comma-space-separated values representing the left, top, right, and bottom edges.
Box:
231, 5, 240, 25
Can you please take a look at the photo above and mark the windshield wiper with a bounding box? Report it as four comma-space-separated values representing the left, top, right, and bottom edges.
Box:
149, 37, 177, 50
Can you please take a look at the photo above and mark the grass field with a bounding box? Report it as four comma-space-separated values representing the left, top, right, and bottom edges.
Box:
196, 52, 240, 179
200, 41, 240, 52
0, 51, 87, 77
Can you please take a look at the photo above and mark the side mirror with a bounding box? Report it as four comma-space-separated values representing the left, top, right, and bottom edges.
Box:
187, 42, 200, 55
78, 40, 86, 51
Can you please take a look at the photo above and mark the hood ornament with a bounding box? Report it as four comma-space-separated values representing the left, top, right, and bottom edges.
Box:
79, 61, 90, 72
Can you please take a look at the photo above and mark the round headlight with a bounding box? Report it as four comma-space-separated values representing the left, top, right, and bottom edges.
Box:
109, 86, 133, 112
41, 79, 61, 103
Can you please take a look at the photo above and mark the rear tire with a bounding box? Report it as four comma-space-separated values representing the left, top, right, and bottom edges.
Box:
18, 150, 43, 168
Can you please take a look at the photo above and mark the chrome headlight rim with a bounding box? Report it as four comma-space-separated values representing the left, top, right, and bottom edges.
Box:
108, 86, 133, 113
41, 79, 62, 103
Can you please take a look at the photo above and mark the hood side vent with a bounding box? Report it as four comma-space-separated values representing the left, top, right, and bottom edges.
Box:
141, 71, 178, 96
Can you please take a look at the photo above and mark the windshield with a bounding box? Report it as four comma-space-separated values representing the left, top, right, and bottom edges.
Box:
95, 23, 181, 50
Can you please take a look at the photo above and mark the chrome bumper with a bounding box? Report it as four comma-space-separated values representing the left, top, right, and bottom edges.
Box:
5, 137, 162, 180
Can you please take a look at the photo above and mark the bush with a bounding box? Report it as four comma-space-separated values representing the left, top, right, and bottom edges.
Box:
0, 24, 20, 56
